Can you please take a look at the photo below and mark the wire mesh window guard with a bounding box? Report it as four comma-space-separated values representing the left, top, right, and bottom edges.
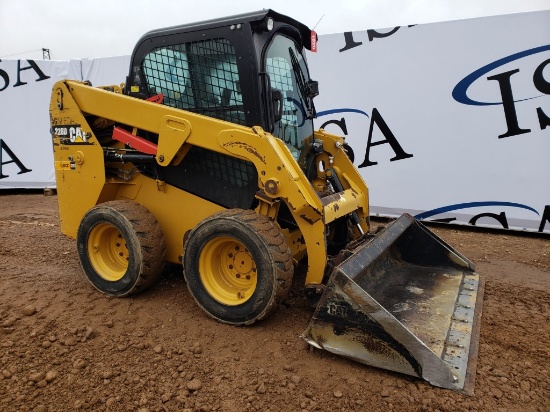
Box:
143, 39, 245, 125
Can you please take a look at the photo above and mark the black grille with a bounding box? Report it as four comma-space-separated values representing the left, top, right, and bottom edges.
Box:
184, 147, 255, 188
156, 146, 258, 210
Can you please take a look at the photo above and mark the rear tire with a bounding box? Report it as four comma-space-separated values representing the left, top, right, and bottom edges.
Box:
77, 200, 166, 296
183, 209, 293, 325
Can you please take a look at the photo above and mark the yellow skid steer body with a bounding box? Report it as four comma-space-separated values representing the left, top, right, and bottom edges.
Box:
46, 9, 485, 394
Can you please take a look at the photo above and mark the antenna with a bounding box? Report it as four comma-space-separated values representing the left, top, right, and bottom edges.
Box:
312, 13, 325, 31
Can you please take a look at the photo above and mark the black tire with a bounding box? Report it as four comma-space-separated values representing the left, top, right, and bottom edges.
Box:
183, 209, 294, 325
77, 200, 166, 296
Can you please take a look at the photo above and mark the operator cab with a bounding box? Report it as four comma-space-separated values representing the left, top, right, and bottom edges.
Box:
126, 9, 318, 160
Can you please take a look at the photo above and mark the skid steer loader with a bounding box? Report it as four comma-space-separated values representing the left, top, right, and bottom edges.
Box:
49, 10, 483, 392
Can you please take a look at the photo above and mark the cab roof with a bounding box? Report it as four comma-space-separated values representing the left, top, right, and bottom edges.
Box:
139, 9, 315, 51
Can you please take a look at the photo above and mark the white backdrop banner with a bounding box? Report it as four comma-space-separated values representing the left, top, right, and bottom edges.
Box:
81, 55, 131, 87
0, 56, 129, 189
308, 10, 550, 234
0, 59, 80, 188
0, 12, 548, 234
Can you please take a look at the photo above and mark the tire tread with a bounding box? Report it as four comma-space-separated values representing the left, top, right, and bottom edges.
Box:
85, 200, 165, 296
185, 208, 294, 325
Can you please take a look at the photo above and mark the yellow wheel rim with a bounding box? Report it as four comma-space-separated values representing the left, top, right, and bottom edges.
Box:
88, 223, 129, 281
199, 236, 257, 305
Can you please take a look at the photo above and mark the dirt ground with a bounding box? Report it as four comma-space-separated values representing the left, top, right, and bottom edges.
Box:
0, 192, 548, 412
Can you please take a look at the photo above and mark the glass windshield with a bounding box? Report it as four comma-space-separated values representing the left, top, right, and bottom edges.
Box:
265, 35, 314, 159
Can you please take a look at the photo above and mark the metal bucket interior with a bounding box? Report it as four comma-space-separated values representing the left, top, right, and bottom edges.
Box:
302, 214, 483, 393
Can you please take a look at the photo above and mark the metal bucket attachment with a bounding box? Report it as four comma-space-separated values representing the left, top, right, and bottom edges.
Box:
302, 214, 484, 393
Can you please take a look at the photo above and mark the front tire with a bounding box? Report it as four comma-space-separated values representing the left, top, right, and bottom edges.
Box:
77, 200, 166, 296
183, 209, 293, 325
